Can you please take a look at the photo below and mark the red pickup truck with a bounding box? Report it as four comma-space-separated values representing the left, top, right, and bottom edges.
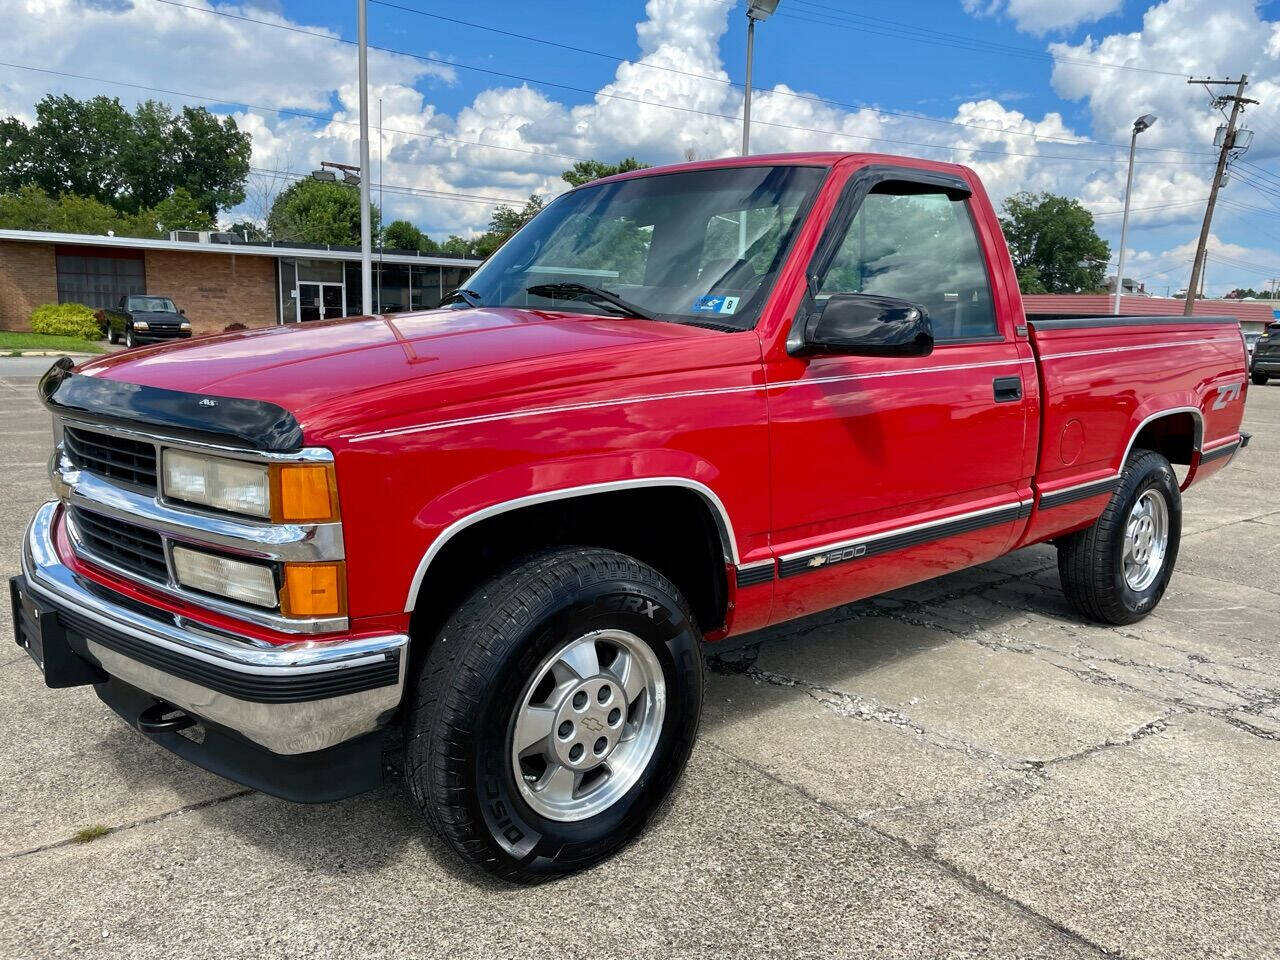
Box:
12, 153, 1249, 881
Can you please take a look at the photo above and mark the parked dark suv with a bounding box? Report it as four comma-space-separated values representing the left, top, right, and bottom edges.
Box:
104, 295, 192, 348
1251, 321, 1280, 384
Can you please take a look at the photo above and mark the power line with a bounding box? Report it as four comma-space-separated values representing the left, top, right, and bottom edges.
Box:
1089, 197, 1209, 218
0, 59, 601, 167
249, 166, 526, 207
134, 0, 1213, 167
366, 0, 1212, 159
778, 0, 1192, 79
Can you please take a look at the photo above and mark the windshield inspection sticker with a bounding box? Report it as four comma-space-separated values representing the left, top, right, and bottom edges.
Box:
692, 295, 741, 315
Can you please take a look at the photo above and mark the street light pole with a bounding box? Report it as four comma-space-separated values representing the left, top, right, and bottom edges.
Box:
1113, 114, 1157, 315
356, 0, 373, 316
741, 16, 755, 156
741, 0, 780, 156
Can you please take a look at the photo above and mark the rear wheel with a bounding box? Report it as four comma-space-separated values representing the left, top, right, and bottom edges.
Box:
106, 326, 117, 345
404, 547, 704, 883
1057, 449, 1181, 625
1252, 371, 1269, 385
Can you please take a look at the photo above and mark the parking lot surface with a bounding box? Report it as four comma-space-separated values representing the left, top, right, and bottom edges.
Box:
1, 363, 1276, 960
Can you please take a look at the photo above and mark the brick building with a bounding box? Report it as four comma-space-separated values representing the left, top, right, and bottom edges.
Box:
1022, 293, 1276, 336
0, 229, 481, 336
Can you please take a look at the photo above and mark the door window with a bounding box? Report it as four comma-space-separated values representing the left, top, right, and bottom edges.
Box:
818, 187, 997, 341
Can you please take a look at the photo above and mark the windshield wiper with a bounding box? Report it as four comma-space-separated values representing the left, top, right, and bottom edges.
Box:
525, 282, 658, 321
441, 287, 483, 308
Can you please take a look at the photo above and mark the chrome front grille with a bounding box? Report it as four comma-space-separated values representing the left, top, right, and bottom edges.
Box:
69, 506, 169, 582
63, 426, 158, 491
51, 417, 347, 634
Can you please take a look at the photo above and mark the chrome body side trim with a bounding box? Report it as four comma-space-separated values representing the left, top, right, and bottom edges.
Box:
776, 498, 1029, 578
1036, 475, 1121, 511
1039, 338, 1226, 361
403, 477, 741, 612
346, 357, 1036, 444
21, 502, 405, 755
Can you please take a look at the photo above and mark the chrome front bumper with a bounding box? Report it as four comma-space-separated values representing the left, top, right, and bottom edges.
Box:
20, 501, 407, 755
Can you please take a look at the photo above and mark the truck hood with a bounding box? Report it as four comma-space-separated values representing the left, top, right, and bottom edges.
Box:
76, 307, 752, 444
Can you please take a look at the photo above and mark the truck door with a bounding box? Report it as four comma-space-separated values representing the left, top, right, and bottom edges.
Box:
764, 167, 1032, 623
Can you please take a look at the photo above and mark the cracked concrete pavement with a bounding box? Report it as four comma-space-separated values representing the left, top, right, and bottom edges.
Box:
0, 365, 1276, 959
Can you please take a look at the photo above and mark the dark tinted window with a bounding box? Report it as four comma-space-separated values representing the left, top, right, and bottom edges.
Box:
56, 249, 145, 310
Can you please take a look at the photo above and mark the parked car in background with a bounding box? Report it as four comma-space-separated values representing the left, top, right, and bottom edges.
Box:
13, 152, 1250, 883
1251, 322, 1280, 384
1245, 331, 1261, 361
103, 295, 192, 348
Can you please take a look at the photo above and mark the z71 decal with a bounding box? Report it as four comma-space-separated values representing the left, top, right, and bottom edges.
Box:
1212, 382, 1242, 410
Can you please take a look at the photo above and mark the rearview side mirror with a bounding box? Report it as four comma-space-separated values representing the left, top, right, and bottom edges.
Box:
796, 293, 933, 357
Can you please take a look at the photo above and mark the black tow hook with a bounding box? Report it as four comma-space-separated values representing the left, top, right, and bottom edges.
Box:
137, 701, 197, 735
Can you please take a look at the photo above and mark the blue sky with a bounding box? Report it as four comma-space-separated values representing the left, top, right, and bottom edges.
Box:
5, 0, 1280, 296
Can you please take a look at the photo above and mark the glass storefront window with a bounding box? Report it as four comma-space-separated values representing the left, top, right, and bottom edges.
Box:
377, 264, 411, 313
412, 265, 443, 310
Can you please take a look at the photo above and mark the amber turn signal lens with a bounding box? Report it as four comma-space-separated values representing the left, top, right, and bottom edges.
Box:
271, 463, 340, 523
280, 562, 347, 618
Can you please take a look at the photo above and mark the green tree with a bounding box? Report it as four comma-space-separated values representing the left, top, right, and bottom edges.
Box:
0, 117, 32, 194
0, 185, 121, 234
267, 179, 380, 245
999, 192, 1110, 294
147, 188, 215, 233
470, 194, 545, 258
2, 95, 250, 219
382, 218, 439, 252
561, 157, 649, 188
228, 220, 267, 242
441, 235, 473, 257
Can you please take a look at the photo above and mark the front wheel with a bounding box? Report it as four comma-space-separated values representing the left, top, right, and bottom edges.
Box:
1252, 371, 1269, 385
1057, 448, 1181, 625
124, 328, 136, 349
404, 547, 705, 882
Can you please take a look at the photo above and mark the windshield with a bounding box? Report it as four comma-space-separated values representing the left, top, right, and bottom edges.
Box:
459, 165, 826, 329
128, 296, 177, 313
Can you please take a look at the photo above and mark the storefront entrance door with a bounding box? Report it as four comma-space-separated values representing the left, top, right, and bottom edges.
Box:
298, 282, 345, 322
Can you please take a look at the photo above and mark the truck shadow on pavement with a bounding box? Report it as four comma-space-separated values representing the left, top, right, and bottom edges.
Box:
94, 543, 1093, 887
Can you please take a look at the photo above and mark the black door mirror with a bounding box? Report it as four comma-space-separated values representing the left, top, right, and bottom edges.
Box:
798, 293, 933, 357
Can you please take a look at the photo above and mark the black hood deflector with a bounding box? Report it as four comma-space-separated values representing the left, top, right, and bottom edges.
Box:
38, 358, 304, 452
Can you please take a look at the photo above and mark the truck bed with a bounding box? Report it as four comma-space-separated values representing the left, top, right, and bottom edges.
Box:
1019, 313, 1248, 547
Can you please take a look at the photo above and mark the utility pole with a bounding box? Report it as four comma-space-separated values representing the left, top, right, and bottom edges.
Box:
1184, 75, 1257, 315
357, 0, 373, 316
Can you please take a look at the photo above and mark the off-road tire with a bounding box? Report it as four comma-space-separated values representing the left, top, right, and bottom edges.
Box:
1057, 448, 1181, 625
404, 547, 705, 883
1252, 371, 1269, 386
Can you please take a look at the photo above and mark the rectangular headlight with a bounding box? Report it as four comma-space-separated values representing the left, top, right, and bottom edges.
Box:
163, 450, 270, 518
172, 545, 278, 608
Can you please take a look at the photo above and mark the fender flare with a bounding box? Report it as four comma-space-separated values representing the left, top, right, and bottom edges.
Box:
401, 476, 741, 613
